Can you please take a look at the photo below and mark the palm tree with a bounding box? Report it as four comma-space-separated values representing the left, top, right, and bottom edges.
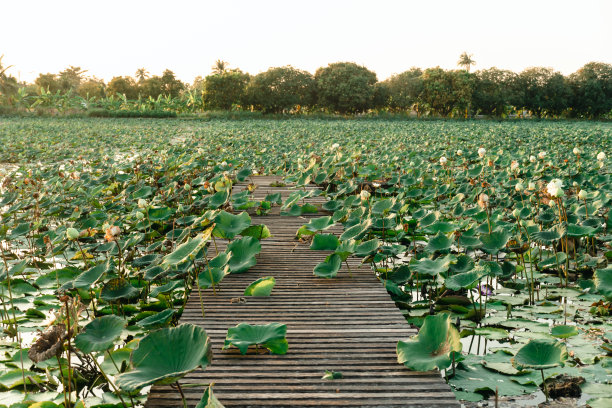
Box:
211, 60, 228, 75
457, 52, 476, 72
0, 55, 13, 77
135, 68, 149, 82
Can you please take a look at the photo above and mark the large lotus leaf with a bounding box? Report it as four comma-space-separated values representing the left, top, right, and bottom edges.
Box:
371, 198, 393, 215
531, 225, 565, 244
425, 232, 454, 253
116, 324, 212, 391
304, 216, 334, 232
313, 253, 342, 278
512, 339, 568, 370
444, 270, 484, 291
340, 219, 371, 241
198, 266, 227, 289
196, 385, 225, 408
75, 315, 126, 354
310, 234, 339, 251
227, 236, 261, 273
550, 325, 579, 339
209, 190, 230, 208
100, 278, 141, 302
594, 268, 612, 299
136, 309, 175, 330
162, 229, 213, 268
449, 255, 474, 274
72, 260, 114, 290
457, 235, 482, 250
213, 211, 251, 239
479, 230, 511, 255
147, 206, 174, 221
397, 313, 461, 371
411, 255, 455, 276
566, 223, 596, 238
354, 239, 380, 257
334, 240, 356, 261
244, 277, 276, 296
240, 224, 272, 240
223, 322, 288, 355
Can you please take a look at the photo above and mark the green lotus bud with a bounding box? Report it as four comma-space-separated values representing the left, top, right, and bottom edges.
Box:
136, 211, 145, 220
66, 228, 80, 240
184, 184, 192, 191
138, 198, 147, 208
512, 209, 521, 219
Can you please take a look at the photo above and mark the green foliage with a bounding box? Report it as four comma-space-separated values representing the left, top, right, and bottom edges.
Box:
315, 62, 378, 113
204, 70, 250, 110
246, 66, 316, 113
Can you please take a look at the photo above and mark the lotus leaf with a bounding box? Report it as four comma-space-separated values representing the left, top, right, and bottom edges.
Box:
223, 322, 288, 355
244, 277, 276, 296
75, 315, 126, 354
512, 339, 568, 370
313, 253, 342, 278
213, 211, 251, 239
227, 236, 261, 273
310, 234, 339, 251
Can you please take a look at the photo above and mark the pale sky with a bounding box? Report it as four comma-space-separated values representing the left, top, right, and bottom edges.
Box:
2, 0, 611, 84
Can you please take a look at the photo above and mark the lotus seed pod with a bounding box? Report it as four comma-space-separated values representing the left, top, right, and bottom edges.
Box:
66, 228, 80, 240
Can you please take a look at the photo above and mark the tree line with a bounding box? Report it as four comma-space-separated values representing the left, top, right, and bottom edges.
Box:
1, 56, 611, 118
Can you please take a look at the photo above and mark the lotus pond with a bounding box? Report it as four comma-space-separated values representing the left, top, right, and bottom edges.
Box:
0, 117, 610, 407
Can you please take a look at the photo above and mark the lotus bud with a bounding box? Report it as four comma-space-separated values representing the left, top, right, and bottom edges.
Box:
456, 149, 463, 156
136, 211, 145, 220
512, 209, 521, 219
572, 181, 578, 187
478, 147, 486, 158
573, 147, 580, 155
478, 193, 489, 208
184, 184, 192, 191
546, 179, 564, 197
66, 228, 80, 240
331, 143, 340, 150
528, 181, 536, 191
515, 182, 524, 192
360, 190, 371, 201
597, 152, 606, 161
138, 198, 147, 208
529, 155, 536, 163
538, 151, 547, 159
578, 190, 587, 200
511, 160, 519, 171
498, 149, 504, 155
440, 156, 447, 165
109, 226, 121, 237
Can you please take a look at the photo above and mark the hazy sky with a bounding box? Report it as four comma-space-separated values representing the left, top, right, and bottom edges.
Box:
2, 0, 611, 84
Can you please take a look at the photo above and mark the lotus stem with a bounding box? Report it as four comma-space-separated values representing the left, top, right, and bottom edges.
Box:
176, 381, 188, 408
56, 355, 69, 408
91, 353, 128, 408
541, 369, 549, 403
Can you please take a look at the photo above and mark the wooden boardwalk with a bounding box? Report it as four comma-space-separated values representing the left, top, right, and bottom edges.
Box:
145, 177, 459, 407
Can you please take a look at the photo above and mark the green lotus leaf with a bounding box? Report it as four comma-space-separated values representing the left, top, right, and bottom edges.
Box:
147, 206, 174, 221
354, 239, 380, 257
75, 315, 126, 354
449, 255, 474, 274
531, 225, 565, 244
566, 224, 596, 238
479, 229, 511, 254
240, 224, 271, 240
209, 190, 230, 208
411, 255, 455, 276
198, 267, 227, 289
594, 268, 612, 299
136, 309, 175, 330
310, 234, 339, 250
227, 236, 261, 273
511, 339, 568, 370
244, 277, 276, 296
457, 235, 482, 250
550, 325, 579, 339
72, 260, 113, 290
223, 322, 288, 355
100, 278, 141, 302
425, 232, 454, 253
116, 324, 212, 391
236, 167, 252, 182
397, 313, 461, 371
213, 211, 251, 239
340, 219, 371, 241
473, 327, 509, 340
196, 385, 225, 408
313, 253, 342, 278
304, 216, 334, 232
162, 233, 209, 268
444, 270, 484, 291
372, 198, 392, 215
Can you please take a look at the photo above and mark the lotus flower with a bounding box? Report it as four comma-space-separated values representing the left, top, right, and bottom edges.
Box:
137, 199, 147, 208
538, 151, 547, 159
515, 182, 524, 192
597, 151, 606, 161
478, 193, 489, 208
578, 190, 587, 200
528, 181, 536, 191
456, 149, 463, 156
573, 147, 581, 155
331, 143, 340, 150
530, 155, 536, 163
360, 190, 371, 201
440, 156, 447, 165
511, 160, 519, 171
546, 179, 564, 198
478, 283, 493, 296
478, 147, 486, 158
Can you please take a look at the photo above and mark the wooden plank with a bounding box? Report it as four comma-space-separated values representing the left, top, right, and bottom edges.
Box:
145, 177, 459, 408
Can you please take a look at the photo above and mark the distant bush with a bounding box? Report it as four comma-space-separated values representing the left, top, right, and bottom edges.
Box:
87, 109, 177, 118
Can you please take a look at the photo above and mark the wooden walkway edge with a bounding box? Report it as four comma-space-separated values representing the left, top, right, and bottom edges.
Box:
145, 177, 460, 407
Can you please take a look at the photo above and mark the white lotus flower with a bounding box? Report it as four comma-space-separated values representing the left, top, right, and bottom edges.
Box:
597, 152, 606, 161
515, 182, 524, 192
478, 147, 486, 158
546, 179, 564, 197
360, 190, 371, 201
538, 151, 547, 159
456, 149, 463, 156
573, 147, 581, 155
138, 199, 147, 208
578, 190, 587, 200
510, 160, 519, 171
372, 182, 381, 188
529, 156, 536, 163
528, 181, 536, 191
440, 157, 447, 165
331, 143, 340, 150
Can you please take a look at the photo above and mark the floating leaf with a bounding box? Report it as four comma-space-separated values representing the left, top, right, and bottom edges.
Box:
223, 322, 288, 355
244, 277, 276, 296
75, 315, 126, 353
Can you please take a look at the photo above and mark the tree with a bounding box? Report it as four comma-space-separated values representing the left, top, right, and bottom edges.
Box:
245, 66, 316, 113
35, 73, 60, 94
385, 68, 424, 113
140, 76, 163, 99
569, 62, 612, 118
457, 52, 476, 73
0, 55, 19, 103
314, 62, 378, 113
212, 60, 229, 75
106, 76, 139, 99
204, 70, 250, 110
515, 67, 570, 118
135, 68, 149, 83
420, 67, 474, 117
472, 68, 516, 116
58, 66, 87, 93
160, 69, 184, 98
77, 78, 106, 99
